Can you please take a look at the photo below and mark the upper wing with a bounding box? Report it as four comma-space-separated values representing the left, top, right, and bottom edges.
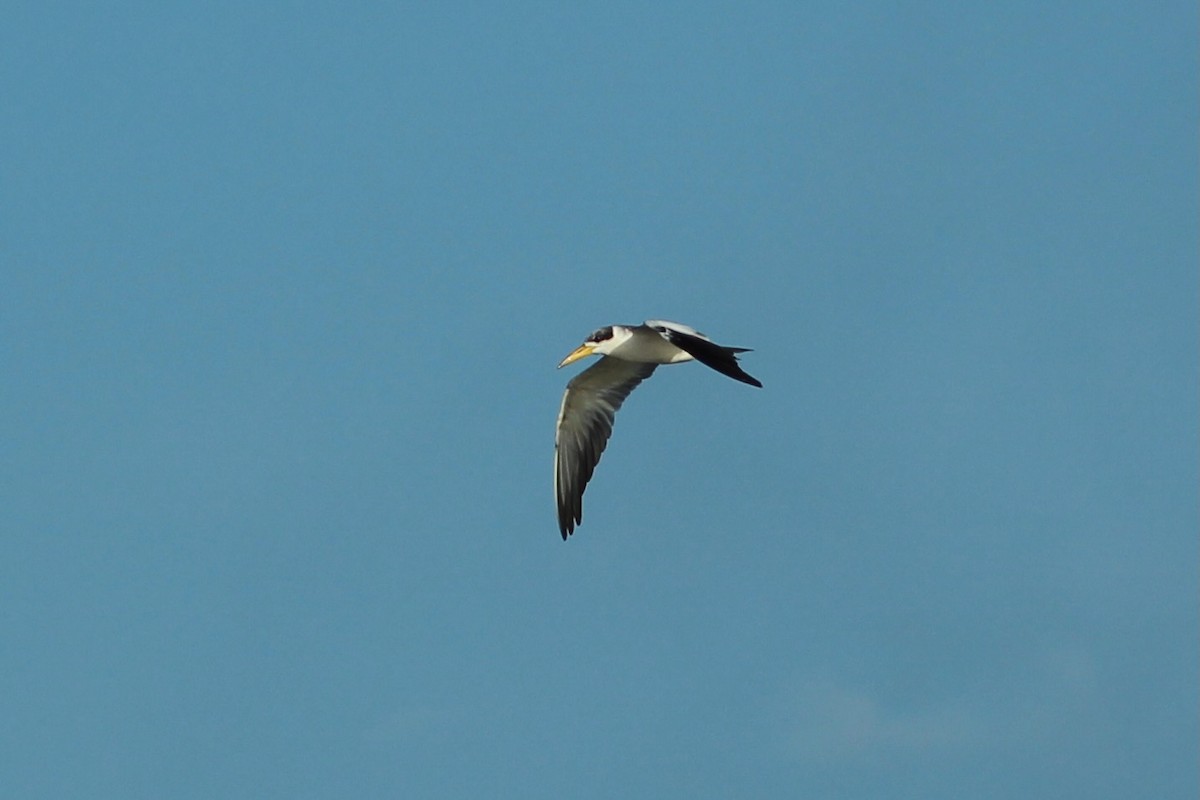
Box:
646, 321, 763, 388
554, 357, 657, 539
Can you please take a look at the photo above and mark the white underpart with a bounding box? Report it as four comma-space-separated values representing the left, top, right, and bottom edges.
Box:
597, 323, 695, 364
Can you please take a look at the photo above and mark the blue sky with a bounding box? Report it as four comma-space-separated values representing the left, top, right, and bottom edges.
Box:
2, 2, 1196, 797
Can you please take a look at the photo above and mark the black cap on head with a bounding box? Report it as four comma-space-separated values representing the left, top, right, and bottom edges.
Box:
586, 326, 614, 343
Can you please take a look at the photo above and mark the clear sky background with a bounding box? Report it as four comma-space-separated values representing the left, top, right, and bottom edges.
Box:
2, 3, 1195, 798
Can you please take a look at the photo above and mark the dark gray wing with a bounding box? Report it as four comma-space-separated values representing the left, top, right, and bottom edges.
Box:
654, 326, 762, 387
554, 357, 657, 539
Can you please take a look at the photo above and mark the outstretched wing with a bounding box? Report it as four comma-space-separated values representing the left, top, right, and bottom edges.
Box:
648, 321, 762, 388
554, 357, 657, 538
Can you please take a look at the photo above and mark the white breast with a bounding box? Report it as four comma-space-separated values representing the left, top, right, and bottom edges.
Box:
610, 325, 694, 364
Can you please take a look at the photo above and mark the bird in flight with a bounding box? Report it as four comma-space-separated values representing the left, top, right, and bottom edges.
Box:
554, 319, 761, 539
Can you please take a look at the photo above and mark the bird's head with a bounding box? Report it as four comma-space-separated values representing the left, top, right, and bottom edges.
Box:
558, 325, 628, 367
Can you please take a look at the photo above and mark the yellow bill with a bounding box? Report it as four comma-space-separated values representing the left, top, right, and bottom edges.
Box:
557, 343, 596, 368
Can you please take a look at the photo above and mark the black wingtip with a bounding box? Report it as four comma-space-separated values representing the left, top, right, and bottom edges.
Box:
659, 328, 763, 388
718, 350, 762, 388
726, 367, 762, 388
558, 507, 578, 539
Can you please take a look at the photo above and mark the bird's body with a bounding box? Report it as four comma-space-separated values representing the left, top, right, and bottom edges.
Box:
576, 322, 697, 364
554, 320, 761, 539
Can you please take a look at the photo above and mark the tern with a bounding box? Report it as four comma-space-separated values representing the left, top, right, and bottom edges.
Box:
554, 320, 761, 539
